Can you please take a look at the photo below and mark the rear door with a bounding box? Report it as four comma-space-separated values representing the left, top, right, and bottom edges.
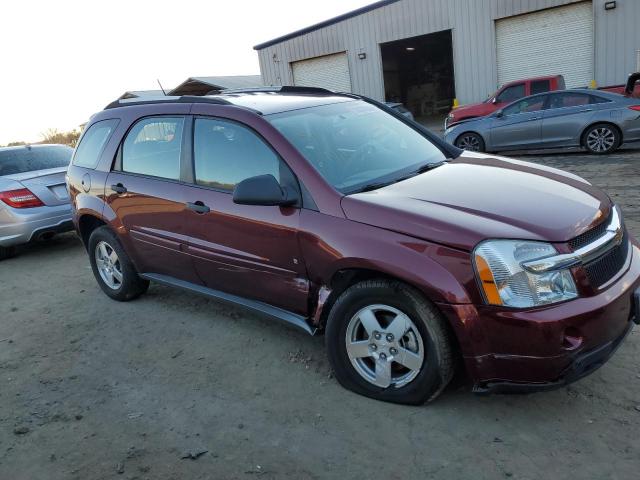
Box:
105, 115, 200, 283
180, 116, 309, 315
540, 92, 599, 147
489, 95, 547, 150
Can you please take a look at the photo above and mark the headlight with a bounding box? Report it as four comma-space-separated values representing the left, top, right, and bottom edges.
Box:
473, 240, 578, 308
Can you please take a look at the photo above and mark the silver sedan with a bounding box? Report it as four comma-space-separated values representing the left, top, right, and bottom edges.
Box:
0, 144, 74, 259
444, 89, 640, 154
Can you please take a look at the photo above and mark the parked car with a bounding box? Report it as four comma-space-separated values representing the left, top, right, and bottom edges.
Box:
68, 88, 640, 404
385, 102, 414, 121
0, 144, 74, 259
444, 89, 640, 154
445, 75, 565, 128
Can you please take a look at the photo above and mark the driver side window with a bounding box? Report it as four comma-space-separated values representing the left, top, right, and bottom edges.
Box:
503, 96, 546, 116
193, 118, 281, 191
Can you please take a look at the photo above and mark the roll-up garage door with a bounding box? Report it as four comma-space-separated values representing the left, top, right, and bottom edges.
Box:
496, 2, 593, 88
291, 52, 352, 92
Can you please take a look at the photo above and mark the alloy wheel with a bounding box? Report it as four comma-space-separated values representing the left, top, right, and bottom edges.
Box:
456, 134, 481, 151
345, 304, 425, 388
95, 241, 123, 290
587, 127, 616, 153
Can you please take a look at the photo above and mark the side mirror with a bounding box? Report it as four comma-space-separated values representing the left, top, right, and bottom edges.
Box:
233, 174, 298, 207
494, 109, 504, 118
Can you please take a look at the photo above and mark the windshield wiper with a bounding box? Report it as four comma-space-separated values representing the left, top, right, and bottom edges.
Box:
354, 161, 447, 194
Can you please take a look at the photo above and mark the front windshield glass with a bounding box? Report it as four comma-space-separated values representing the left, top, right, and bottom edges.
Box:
267, 100, 446, 193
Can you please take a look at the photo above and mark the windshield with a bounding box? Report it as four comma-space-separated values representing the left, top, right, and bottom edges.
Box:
267, 100, 446, 193
0, 145, 73, 176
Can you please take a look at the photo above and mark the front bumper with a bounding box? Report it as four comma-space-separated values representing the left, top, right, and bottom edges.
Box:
439, 242, 640, 393
0, 203, 73, 247
473, 315, 636, 394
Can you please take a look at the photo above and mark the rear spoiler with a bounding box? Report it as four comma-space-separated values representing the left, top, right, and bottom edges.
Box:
625, 72, 640, 95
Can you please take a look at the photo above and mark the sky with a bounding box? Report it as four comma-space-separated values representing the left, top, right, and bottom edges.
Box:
0, 0, 373, 145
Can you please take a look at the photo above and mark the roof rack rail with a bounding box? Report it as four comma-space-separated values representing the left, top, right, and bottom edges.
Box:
104, 95, 233, 110
221, 85, 336, 95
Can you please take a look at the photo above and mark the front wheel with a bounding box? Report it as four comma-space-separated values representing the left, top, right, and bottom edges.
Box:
455, 132, 485, 152
325, 280, 455, 405
584, 124, 620, 155
88, 226, 149, 301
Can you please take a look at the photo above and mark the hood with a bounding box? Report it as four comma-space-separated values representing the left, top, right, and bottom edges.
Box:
450, 101, 494, 120
341, 152, 611, 251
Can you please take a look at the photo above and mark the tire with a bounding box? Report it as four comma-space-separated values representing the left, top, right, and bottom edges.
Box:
325, 280, 455, 405
583, 123, 621, 155
0, 246, 17, 261
88, 226, 149, 301
455, 132, 485, 152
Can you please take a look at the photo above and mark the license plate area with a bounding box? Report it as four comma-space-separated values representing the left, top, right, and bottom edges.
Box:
49, 184, 69, 201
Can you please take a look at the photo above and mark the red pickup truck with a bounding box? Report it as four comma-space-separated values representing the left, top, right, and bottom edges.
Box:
445, 73, 640, 128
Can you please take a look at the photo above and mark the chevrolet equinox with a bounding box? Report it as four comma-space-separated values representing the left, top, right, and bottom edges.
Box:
67, 87, 640, 404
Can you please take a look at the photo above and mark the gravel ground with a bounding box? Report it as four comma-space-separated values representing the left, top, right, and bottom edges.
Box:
1, 148, 640, 480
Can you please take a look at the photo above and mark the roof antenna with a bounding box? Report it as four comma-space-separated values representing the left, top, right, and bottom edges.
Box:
157, 79, 167, 96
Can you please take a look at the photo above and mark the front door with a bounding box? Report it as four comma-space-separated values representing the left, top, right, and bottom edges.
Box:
490, 95, 547, 150
181, 116, 309, 315
106, 115, 199, 283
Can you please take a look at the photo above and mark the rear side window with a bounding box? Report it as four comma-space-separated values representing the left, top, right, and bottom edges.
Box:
531, 80, 551, 95
0, 145, 73, 176
548, 93, 591, 109
496, 84, 525, 103
193, 118, 281, 191
73, 119, 119, 169
122, 117, 184, 180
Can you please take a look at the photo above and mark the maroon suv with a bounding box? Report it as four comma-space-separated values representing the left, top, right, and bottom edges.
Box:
67, 87, 640, 404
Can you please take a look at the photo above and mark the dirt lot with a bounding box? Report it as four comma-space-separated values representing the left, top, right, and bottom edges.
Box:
1, 149, 640, 480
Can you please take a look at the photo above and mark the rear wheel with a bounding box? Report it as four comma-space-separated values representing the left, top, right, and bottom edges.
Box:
584, 123, 620, 155
455, 132, 485, 152
88, 226, 149, 301
325, 280, 455, 405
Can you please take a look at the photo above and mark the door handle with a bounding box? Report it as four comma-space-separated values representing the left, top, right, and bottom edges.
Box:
187, 201, 210, 214
111, 183, 127, 194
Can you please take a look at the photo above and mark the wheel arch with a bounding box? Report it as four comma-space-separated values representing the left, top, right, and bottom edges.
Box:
77, 214, 107, 249
314, 267, 465, 371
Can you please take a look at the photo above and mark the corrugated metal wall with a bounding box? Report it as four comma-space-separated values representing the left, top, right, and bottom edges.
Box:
257, 0, 639, 104
594, 0, 640, 86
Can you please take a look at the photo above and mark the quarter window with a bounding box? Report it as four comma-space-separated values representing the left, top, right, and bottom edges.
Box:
193, 118, 281, 191
121, 117, 184, 180
496, 84, 525, 103
73, 119, 119, 169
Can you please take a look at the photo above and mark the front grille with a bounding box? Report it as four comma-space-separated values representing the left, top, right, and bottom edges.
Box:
583, 230, 629, 289
569, 213, 611, 250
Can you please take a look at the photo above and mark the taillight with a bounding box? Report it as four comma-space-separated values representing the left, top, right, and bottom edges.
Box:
0, 188, 44, 208
629, 105, 640, 111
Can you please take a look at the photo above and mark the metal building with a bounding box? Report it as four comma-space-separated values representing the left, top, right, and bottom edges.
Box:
255, 0, 640, 118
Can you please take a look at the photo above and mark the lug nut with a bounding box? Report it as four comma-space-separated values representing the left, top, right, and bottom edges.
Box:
386, 333, 394, 342
374, 332, 382, 340
369, 344, 377, 351
379, 353, 387, 360
390, 347, 397, 355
